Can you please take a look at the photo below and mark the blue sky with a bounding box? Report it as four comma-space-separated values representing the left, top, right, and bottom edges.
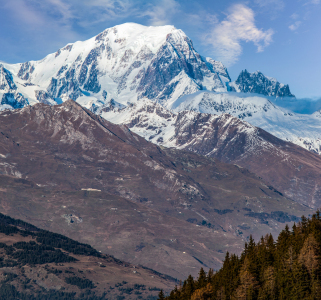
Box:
0, 0, 320, 98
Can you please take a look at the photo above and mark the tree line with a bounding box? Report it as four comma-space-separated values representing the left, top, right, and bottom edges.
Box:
0, 213, 100, 257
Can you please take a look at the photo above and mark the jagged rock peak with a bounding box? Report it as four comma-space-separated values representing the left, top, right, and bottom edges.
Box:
229, 69, 295, 98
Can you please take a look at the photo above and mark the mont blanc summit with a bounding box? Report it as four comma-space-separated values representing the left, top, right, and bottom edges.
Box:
2, 23, 230, 109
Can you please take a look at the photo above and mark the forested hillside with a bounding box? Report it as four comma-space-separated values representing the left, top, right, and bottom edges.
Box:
164, 212, 321, 300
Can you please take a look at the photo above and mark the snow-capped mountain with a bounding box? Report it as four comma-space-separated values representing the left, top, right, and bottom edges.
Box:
99, 98, 321, 209
229, 70, 295, 98
3, 23, 230, 110
1, 22, 320, 156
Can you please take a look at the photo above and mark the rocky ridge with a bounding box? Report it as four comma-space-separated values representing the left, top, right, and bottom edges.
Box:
168, 91, 321, 154
0, 65, 29, 109
229, 69, 295, 98
3, 23, 318, 156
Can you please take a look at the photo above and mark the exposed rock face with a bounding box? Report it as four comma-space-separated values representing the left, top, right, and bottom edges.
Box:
1, 24, 313, 156
0, 65, 17, 91
101, 99, 321, 209
1, 92, 29, 109
137, 33, 229, 105
0, 101, 311, 279
0, 65, 29, 109
171, 112, 321, 209
166, 91, 321, 155
229, 70, 295, 98
17, 61, 35, 81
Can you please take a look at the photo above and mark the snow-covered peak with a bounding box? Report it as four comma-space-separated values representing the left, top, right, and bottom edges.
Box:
97, 22, 178, 54
5, 22, 184, 85
205, 57, 231, 81
170, 91, 279, 116
3, 23, 231, 109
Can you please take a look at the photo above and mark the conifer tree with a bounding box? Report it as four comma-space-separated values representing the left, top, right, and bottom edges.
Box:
184, 275, 195, 299
196, 268, 207, 289
158, 289, 165, 300
298, 234, 319, 275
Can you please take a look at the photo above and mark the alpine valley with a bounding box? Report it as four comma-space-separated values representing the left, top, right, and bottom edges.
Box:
0, 22, 320, 286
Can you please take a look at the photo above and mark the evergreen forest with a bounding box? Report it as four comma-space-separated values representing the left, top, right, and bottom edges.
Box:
162, 212, 321, 300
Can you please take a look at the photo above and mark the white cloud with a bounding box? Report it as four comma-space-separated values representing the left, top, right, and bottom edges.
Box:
289, 21, 302, 31
82, 0, 135, 19
1, 0, 80, 54
204, 4, 274, 67
3, 0, 45, 26
3, 0, 76, 29
140, 0, 180, 26
290, 13, 299, 20
45, 0, 73, 21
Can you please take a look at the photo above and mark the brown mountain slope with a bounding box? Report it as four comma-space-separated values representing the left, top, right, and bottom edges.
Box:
171, 111, 321, 209
0, 174, 242, 280
0, 101, 313, 278
102, 100, 321, 209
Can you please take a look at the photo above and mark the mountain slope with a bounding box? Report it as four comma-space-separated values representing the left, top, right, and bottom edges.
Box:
0, 100, 312, 279
170, 91, 321, 154
0, 211, 175, 299
100, 98, 321, 209
0, 64, 56, 109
